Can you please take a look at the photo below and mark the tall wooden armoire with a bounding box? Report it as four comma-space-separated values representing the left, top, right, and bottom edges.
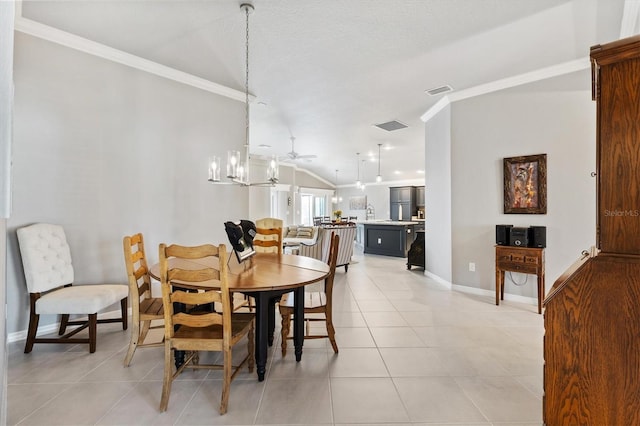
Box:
543, 35, 640, 425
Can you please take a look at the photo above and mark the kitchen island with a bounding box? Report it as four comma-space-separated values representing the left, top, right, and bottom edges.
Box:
358, 220, 420, 257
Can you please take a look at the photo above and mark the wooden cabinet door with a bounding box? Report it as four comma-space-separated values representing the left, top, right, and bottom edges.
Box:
416, 186, 425, 207
595, 54, 640, 254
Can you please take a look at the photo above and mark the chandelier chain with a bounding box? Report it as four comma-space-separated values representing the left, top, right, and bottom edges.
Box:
244, 4, 250, 152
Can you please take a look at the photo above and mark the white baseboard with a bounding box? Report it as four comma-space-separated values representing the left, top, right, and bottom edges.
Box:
423, 269, 537, 306
424, 270, 453, 289
451, 284, 537, 306
7, 308, 129, 344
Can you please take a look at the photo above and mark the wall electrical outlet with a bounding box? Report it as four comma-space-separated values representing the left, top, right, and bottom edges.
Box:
469, 262, 476, 272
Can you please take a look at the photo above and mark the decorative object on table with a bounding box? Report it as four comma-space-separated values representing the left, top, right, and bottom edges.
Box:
240, 219, 257, 247
503, 153, 547, 214
349, 195, 367, 210
333, 209, 342, 221
224, 220, 256, 262
207, 2, 278, 187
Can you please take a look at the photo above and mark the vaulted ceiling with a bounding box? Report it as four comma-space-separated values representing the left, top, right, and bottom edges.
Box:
16, 0, 632, 185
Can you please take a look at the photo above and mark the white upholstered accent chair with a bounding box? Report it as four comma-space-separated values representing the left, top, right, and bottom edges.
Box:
17, 223, 129, 353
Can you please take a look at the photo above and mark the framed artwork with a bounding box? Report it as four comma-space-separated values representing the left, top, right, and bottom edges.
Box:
503, 154, 547, 214
349, 195, 367, 210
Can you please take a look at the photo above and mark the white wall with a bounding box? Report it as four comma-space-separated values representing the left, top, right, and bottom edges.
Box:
7, 33, 249, 336
0, 0, 14, 419
425, 105, 452, 282
448, 85, 596, 297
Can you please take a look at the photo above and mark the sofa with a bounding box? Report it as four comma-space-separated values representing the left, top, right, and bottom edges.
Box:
295, 225, 356, 272
282, 225, 320, 246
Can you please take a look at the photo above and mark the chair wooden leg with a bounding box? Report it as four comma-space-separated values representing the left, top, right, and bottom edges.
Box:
139, 320, 151, 343
159, 342, 172, 412
59, 314, 70, 335
24, 302, 40, 354
123, 320, 140, 367
89, 313, 97, 353
327, 317, 338, 354
120, 298, 128, 330
220, 347, 232, 415
280, 310, 291, 357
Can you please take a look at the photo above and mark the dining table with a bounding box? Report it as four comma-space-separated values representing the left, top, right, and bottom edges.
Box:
150, 251, 329, 381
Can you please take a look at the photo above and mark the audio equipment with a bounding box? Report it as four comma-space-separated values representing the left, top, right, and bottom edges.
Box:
529, 226, 547, 248
495, 224, 513, 245
509, 227, 529, 247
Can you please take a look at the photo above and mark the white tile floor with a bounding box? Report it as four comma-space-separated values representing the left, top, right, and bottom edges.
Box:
7, 249, 544, 425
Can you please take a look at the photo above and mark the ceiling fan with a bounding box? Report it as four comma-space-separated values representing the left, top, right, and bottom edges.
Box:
281, 137, 317, 162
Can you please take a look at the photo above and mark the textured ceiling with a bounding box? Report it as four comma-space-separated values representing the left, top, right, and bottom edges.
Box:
19, 0, 626, 185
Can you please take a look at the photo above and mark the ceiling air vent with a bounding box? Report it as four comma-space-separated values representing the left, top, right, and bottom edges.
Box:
425, 85, 453, 96
374, 120, 408, 132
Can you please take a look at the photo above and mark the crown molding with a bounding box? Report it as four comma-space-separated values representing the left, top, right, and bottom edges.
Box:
14, 16, 249, 103
421, 57, 590, 123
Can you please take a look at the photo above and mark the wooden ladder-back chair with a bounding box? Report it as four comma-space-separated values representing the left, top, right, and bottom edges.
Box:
253, 217, 283, 254
158, 243, 255, 415
122, 233, 164, 366
279, 232, 339, 356
239, 218, 283, 315
17, 223, 128, 353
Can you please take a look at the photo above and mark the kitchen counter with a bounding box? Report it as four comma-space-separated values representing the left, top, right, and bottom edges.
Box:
360, 222, 417, 257
357, 220, 420, 226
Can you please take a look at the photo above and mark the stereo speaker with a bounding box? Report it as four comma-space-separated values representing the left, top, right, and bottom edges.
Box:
495, 224, 513, 245
529, 226, 547, 248
510, 227, 529, 247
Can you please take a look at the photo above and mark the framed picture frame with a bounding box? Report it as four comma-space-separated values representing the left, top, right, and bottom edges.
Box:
349, 195, 367, 210
503, 153, 547, 214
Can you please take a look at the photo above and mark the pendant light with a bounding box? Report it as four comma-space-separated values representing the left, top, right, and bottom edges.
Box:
360, 159, 366, 191
208, 3, 278, 186
376, 143, 383, 182
355, 153, 361, 188
332, 169, 343, 203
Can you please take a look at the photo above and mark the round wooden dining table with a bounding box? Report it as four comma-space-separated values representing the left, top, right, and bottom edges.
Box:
150, 252, 329, 381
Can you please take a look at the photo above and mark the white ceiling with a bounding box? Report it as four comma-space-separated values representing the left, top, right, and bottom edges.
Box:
16, 0, 631, 186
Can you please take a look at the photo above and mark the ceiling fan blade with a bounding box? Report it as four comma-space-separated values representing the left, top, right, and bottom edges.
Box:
296, 154, 317, 159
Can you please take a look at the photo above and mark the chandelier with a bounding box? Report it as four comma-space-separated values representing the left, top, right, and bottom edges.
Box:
208, 3, 278, 186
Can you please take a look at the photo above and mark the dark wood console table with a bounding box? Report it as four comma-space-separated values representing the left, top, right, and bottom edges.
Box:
495, 245, 545, 314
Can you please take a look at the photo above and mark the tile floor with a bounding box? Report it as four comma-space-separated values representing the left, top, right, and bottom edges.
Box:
7, 249, 544, 425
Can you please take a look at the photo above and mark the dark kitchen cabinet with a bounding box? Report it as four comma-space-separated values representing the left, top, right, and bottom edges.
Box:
364, 223, 415, 257
390, 186, 415, 203
416, 186, 425, 207
390, 186, 416, 220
